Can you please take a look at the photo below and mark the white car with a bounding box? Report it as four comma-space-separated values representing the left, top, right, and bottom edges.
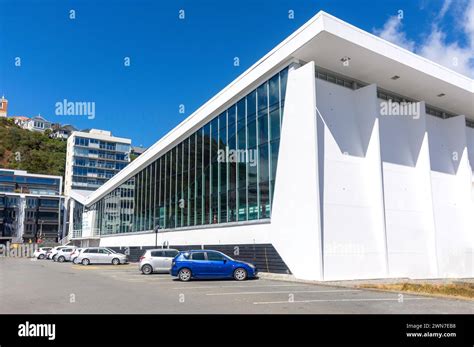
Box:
55, 247, 76, 262
33, 247, 52, 260
76, 247, 128, 265
71, 248, 84, 264
47, 246, 76, 260
139, 249, 179, 274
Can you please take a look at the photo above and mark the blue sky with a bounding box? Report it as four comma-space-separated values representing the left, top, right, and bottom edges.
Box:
1, 0, 473, 147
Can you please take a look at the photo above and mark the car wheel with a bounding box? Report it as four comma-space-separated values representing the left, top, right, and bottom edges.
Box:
111, 258, 120, 265
81, 258, 90, 266
141, 264, 153, 275
72, 258, 78, 264
38, 254, 45, 260
58, 256, 65, 263
233, 268, 247, 281
178, 268, 192, 281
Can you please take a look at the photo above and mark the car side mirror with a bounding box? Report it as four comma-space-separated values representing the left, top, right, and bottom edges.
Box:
223, 259, 227, 263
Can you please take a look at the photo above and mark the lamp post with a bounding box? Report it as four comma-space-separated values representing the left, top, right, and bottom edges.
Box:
154, 224, 161, 247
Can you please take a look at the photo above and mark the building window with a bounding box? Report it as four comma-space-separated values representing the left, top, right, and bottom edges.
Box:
95, 67, 289, 235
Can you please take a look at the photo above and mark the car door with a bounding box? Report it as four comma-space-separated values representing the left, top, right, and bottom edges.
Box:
62, 248, 72, 260
162, 250, 178, 271
97, 249, 110, 263
83, 249, 96, 263
190, 251, 208, 277
150, 250, 164, 271
206, 251, 229, 277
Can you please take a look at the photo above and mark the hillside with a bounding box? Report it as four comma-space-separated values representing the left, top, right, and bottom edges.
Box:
0, 118, 66, 177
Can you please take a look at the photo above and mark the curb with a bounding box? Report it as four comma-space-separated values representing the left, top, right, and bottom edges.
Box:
258, 273, 474, 301
257, 272, 352, 288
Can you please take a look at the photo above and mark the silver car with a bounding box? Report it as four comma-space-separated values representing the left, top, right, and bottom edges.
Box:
48, 246, 76, 261
71, 248, 84, 264
77, 247, 128, 265
55, 247, 76, 262
33, 247, 52, 259
139, 249, 179, 275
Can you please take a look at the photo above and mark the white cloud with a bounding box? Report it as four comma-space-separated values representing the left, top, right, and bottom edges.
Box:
464, 0, 474, 47
374, 16, 415, 51
374, 0, 474, 78
418, 29, 473, 76
438, 0, 453, 19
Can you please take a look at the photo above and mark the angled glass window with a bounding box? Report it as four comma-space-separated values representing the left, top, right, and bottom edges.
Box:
93, 66, 289, 234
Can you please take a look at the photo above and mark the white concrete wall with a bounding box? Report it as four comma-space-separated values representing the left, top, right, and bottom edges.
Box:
67, 198, 75, 237
315, 80, 387, 280
466, 126, 474, 172
270, 61, 323, 280
427, 115, 474, 278
99, 222, 271, 248
378, 101, 438, 278
466, 127, 474, 202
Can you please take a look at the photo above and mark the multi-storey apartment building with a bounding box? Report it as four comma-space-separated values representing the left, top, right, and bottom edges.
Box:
64, 129, 131, 195
0, 169, 63, 244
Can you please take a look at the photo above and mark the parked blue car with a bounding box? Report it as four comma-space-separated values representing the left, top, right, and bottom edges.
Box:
171, 250, 258, 281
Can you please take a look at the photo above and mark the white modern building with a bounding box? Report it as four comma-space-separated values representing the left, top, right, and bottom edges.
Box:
69, 12, 474, 281
64, 129, 131, 195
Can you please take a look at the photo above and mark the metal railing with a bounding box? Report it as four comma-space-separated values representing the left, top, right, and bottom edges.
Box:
70, 227, 101, 239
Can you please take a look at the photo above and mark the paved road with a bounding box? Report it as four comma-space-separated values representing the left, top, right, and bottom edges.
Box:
0, 258, 472, 314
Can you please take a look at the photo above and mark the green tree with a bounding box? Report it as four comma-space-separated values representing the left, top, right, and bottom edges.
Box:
0, 119, 67, 178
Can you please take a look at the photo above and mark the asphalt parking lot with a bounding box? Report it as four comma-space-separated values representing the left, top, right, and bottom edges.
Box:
0, 257, 472, 314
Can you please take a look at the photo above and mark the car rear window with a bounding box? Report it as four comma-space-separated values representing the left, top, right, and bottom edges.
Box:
191, 252, 206, 260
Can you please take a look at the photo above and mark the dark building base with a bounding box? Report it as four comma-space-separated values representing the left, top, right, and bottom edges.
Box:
109, 243, 291, 274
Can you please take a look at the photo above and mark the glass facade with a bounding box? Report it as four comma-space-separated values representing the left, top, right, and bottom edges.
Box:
91, 67, 288, 235
0, 194, 63, 243
0, 170, 61, 195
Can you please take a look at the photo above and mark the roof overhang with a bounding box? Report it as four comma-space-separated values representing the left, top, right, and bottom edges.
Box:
84, 11, 473, 206
69, 189, 93, 205
292, 14, 473, 117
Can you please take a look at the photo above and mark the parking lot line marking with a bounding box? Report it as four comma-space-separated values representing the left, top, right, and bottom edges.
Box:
206, 289, 359, 296
71, 265, 100, 270
172, 284, 305, 290
122, 278, 171, 282
253, 297, 432, 305
71, 265, 134, 270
